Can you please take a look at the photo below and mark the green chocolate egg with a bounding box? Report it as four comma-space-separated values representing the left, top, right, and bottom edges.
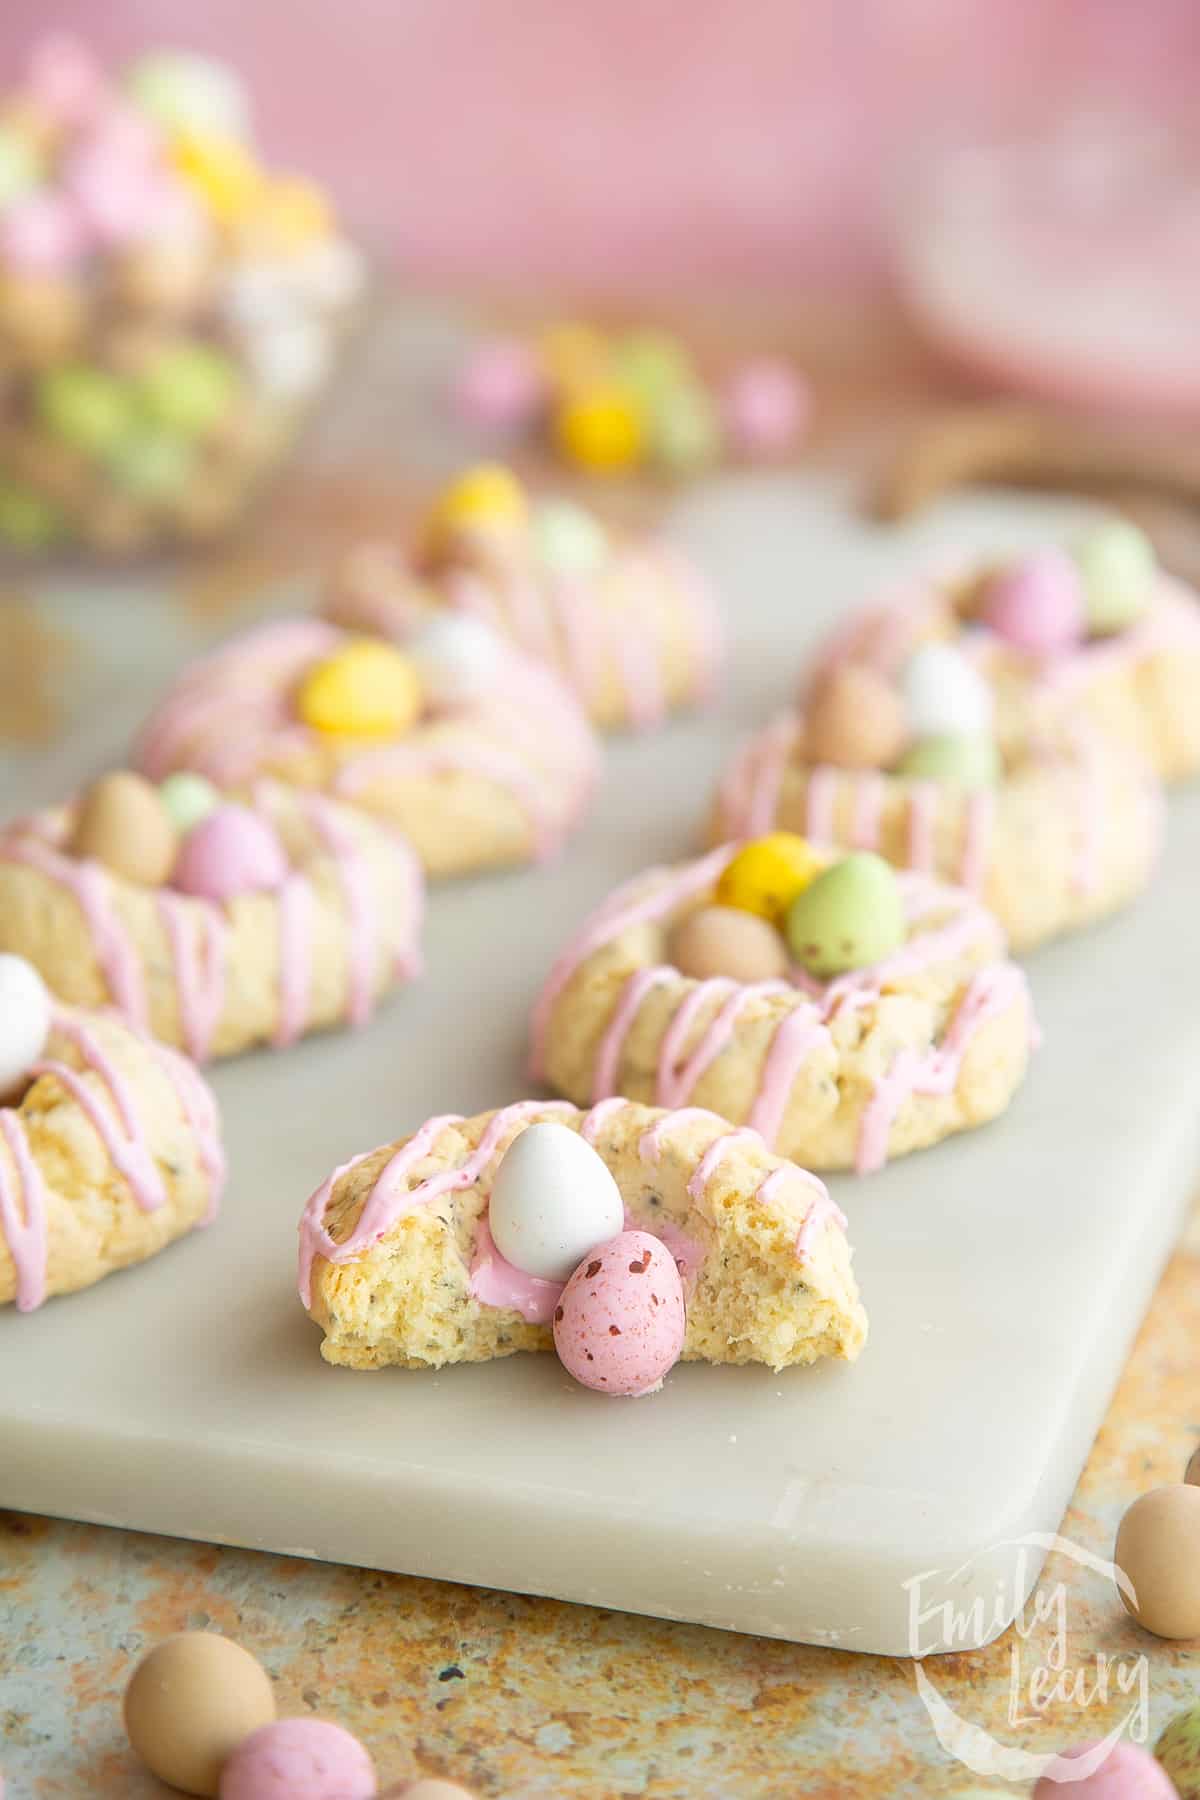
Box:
1073, 519, 1156, 635
611, 329, 694, 403
137, 343, 238, 437
0, 479, 62, 549
651, 380, 722, 474
531, 499, 609, 576
1157, 1704, 1200, 1800
37, 365, 136, 457
159, 771, 220, 835
784, 851, 905, 979
896, 732, 1000, 789
104, 431, 194, 499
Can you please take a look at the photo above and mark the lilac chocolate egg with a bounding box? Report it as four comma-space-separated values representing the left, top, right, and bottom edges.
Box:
553, 1230, 685, 1397
981, 549, 1085, 656
172, 803, 289, 902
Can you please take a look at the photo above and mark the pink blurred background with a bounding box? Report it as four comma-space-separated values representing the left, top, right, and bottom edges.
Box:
4, 0, 1198, 295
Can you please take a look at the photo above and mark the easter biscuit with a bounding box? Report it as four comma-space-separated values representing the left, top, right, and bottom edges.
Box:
0, 780, 423, 1061
299, 1098, 866, 1374
531, 849, 1035, 1174
0, 1003, 223, 1310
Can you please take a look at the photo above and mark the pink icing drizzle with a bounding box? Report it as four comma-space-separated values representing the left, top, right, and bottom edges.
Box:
33, 1012, 166, 1212
156, 891, 227, 1063
0, 1111, 47, 1311
906, 781, 939, 874
1, 837, 147, 1025
467, 1217, 562, 1322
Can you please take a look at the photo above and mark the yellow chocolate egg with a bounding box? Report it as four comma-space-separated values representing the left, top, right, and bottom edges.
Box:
70, 771, 178, 887
805, 663, 908, 770
537, 321, 610, 392
714, 833, 822, 923
554, 386, 644, 473
170, 130, 262, 222
297, 640, 423, 738
669, 905, 789, 984
425, 463, 527, 557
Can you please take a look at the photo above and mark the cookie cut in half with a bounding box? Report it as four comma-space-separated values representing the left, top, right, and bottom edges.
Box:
299, 1098, 866, 1376
531, 844, 1036, 1174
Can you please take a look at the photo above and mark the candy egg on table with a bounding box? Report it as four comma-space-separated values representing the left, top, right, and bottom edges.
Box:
296, 640, 423, 738
900, 641, 994, 738
489, 1122, 623, 1281
0, 954, 52, 1097
1073, 518, 1156, 636
69, 770, 178, 885
171, 803, 289, 902
980, 548, 1086, 655
1031, 1741, 1179, 1800
895, 732, 1000, 789
407, 613, 501, 707
720, 357, 808, 459
123, 1632, 276, 1798
714, 831, 822, 922
553, 1229, 686, 1397
218, 1717, 377, 1800
158, 770, 221, 835
804, 662, 908, 770
784, 851, 906, 979
453, 337, 545, 433
1156, 1703, 1200, 1800
424, 461, 528, 558
554, 385, 645, 473
668, 904, 789, 983
530, 498, 609, 576
1114, 1482, 1200, 1638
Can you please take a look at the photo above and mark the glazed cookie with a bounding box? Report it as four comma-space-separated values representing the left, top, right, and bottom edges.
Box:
322, 465, 722, 731
530, 841, 1036, 1174
806, 524, 1200, 782
134, 615, 598, 878
0, 961, 223, 1310
299, 1097, 866, 1382
0, 773, 423, 1061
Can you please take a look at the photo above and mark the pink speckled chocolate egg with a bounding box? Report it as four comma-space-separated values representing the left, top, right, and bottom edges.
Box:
219, 1719, 376, 1800
453, 339, 545, 433
721, 357, 810, 458
171, 804, 289, 902
1031, 1740, 1178, 1799
553, 1230, 685, 1397
980, 549, 1085, 655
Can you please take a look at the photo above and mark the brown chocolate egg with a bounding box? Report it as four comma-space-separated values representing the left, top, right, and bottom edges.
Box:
1114, 1483, 1200, 1639
669, 904, 790, 983
1187, 1445, 1200, 1488
123, 1631, 276, 1796
804, 663, 907, 770
69, 771, 177, 886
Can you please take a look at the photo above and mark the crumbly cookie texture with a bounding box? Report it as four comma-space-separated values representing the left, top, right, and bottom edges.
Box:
531, 851, 1035, 1174
712, 717, 1163, 954
134, 617, 598, 877
0, 782, 422, 1061
301, 1099, 866, 1374
323, 536, 723, 732
0, 1006, 223, 1309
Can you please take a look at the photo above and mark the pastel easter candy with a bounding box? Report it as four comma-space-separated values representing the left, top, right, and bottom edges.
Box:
805, 663, 908, 770
610, 329, 693, 403
721, 357, 809, 458
123, 1632, 276, 1798
171, 804, 289, 902
980, 548, 1085, 655
170, 130, 262, 222
62, 139, 165, 246
137, 343, 238, 435
127, 52, 251, 143
0, 955, 51, 1097
715, 832, 822, 923
37, 364, 135, 455
784, 851, 905, 978
900, 642, 993, 738
0, 481, 62, 549
1032, 1741, 1179, 1799
668, 904, 789, 984
530, 499, 609, 576
425, 463, 527, 555
407, 613, 501, 707
489, 1122, 624, 1281
554, 386, 645, 473
896, 732, 999, 789
218, 1718, 376, 1800
1157, 1703, 1200, 1800
553, 1230, 686, 1397
0, 129, 41, 207
297, 641, 423, 738
0, 193, 85, 275
1114, 1483, 1200, 1640
70, 772, 178, 887
1073, 519, 1156, 635
104, 431, 193, 498
158, 772, 220, 835
650, 380, 722, 474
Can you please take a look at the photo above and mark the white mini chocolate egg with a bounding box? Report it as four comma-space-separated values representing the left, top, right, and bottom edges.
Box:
0, 955, 51, 1098
123, 1632, 275, 1797
668, 904, 789, 983
408, 613, 501, 707
1114, 1483, 1200, 1639
901, 642, 994, 738
489, 1122, 623, 1281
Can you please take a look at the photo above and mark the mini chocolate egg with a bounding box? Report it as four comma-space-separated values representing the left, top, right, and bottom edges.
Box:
159, 771, 220, 835
0, 954, 51, 1097
104, 430, 194, 500
804, 663, 907, 770
70, 771, 178, 887
895, 732, 1000, 789
530, 498, 609, 576
123, 1631, 275, 1797
980, 549, 1086, 655
1114, 1482, 1200, 1639
1156, 1703, 1200, 1800
1188, 1445, 1200, 1488
1073, 519, 1156, 636
37, 364, 135, 456
489, 1122, 624, 1282
720, 358, 808, 459
1032, 1741, 1178, 1800
900, 642, 993, 738
137, 342, 238, 437
297, 640, 424, 738
650, 380, 722, 475
127, 50, 251, 140
425, 463, 527, 558
452, 338, 545, 433
171, 804, 288, 902
784, 851, 905, 979
219, 1718, 376, 1800
609, 329, 692, 403
408, 613, 501, 707
668, 904, 789, 984
553, 1230, 685, 1397
554, 386, 645, 474
714, 832, 822, 922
